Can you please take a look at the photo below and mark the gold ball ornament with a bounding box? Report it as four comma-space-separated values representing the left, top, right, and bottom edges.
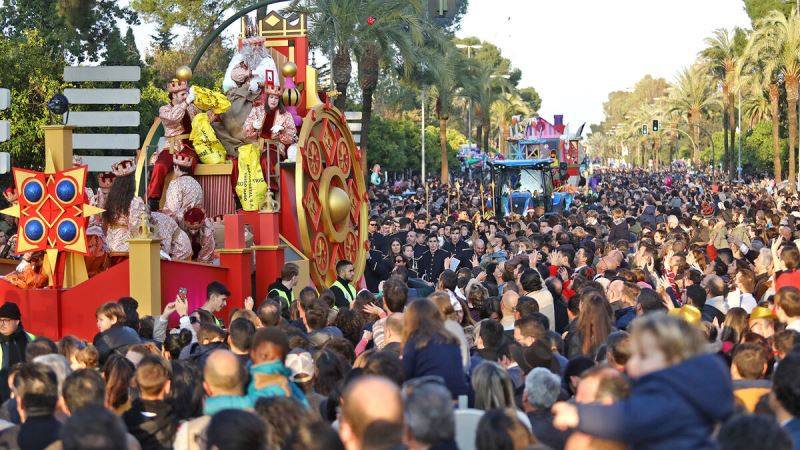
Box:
328, 186, 350, 224
281, 61, 298, 78
282, 87, 302, 107
175, 65, 193, 81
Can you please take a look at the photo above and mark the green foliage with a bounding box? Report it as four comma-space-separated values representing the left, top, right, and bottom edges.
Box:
366, 116, 464, 173
744, 0, 794, 25
0, 31, 65, 170
0, 0, 137, 63
518, 87, 542, 114
104, 25, 141, 66
138, 84, 169, 140
699, 121, 787, 173
743, 120, 788, 172
130, 0, 252, 36
598, 75, 670, 133
151, 26, 176, 52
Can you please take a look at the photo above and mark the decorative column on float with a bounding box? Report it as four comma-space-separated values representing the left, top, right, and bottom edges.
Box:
128, 215, 162, 317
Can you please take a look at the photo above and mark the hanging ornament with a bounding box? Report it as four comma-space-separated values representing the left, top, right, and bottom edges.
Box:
367, 16, 376, 26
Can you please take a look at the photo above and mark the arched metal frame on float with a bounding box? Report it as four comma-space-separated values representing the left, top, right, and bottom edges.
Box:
167, 1, 368, 289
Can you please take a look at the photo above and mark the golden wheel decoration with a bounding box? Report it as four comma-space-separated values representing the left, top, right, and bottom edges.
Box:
312, 233, 330, 277
336, 138, 351, 176
296, 104, 368, 288
303, 137, 324, 181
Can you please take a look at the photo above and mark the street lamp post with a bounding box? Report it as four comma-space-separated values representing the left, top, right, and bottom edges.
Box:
738, 88, 742, 181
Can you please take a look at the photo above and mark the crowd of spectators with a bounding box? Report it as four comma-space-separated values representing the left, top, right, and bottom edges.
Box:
0, 168, 800, 450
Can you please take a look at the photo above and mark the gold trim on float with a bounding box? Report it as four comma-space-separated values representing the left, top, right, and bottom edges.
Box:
265, 40, 289, 47
251, 244, 282, 251
217, 248, 254, 255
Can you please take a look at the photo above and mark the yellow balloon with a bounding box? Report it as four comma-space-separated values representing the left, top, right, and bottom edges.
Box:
281, 61, 298, 78
176, 65, 193, 81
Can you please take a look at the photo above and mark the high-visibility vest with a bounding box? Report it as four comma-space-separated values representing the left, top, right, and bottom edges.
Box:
331, 280, 356, 304
269, 288, 292, 310
0, 330, 35, 369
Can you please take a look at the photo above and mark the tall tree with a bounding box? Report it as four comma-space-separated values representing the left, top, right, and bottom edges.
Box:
755, 9, 800, 190
123, 28, 142, 65
518, 87, 542, 114
0, 0, 137, 63
292, 0, 361, 112
743, 0, 794, 25
131, 0, 251, 37
104, 25, 140, 66
744, 28, 783, 181
667, 64, 718, 164
151, 25, 175, 52
354, 0, 424, 173
701, 28, 741, 179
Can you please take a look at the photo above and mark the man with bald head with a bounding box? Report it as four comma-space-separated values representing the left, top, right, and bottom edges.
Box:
339, 376, 404, 450
174, 349, 253, 449
701, 274, 727, 324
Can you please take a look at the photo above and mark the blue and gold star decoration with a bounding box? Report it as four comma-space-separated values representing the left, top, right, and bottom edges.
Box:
0, 165, 103, 274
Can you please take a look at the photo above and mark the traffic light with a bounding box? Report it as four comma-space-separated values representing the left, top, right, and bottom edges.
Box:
652, 119, 659, 132
641, 124, 648, 135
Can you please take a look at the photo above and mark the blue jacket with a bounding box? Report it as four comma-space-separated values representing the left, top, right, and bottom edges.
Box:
785, 418, 800, 450
403, 337, 468, 399
247, 360, 308, 406
577, 354, 733, 450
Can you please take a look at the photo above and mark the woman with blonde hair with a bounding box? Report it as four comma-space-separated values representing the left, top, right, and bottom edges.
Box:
402, 298, 468, 399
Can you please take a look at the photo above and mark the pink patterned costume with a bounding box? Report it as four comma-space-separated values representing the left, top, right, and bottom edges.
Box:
162, 175, 204, 226
152, 212, 192, 261
188, 218, 216, 264
105, 196, 148, 253
149, 82, 199, 201
105, 197, 191, 261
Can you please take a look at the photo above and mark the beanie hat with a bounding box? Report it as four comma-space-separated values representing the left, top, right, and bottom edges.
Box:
0, 302, 21, 320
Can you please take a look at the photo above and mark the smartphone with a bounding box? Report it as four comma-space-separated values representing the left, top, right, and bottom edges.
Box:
178, 287, 188, 301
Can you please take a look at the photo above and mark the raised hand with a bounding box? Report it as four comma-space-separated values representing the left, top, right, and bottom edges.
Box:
175, 298, 188, 317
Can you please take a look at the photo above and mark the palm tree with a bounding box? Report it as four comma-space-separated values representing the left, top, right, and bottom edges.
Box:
755, 9, 800, 190
353, 0, 424, 173
426, 39, 470, 185
667, 64, 718, 165
700, 28, 741, 179
293, 0, 360, 111
491, 92, 531, 154
465, 63, 513, 151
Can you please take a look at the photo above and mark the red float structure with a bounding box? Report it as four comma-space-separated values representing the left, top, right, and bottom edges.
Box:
0, 8, 368, 340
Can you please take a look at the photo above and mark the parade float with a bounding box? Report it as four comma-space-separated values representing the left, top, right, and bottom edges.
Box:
491, 115, 586, 217
0, 5, 368, 339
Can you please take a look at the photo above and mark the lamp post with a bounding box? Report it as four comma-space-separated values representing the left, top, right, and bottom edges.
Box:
456, 44, 482, 144
738, 88, 742, 181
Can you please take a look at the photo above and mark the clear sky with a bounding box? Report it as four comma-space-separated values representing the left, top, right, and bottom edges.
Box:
456, 0, 752, 128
